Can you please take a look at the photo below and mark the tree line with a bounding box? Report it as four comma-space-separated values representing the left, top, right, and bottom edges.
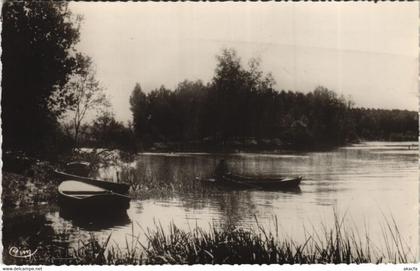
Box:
2, 2, 417, 158
129, 49, 418, 150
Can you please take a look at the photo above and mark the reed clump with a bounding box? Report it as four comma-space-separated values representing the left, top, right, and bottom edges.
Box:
139, 215, 413, 264
4, 214, 414, 265
118, 164, 208, 199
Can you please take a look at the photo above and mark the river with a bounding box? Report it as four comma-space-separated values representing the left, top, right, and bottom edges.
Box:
3, 141, 418, 261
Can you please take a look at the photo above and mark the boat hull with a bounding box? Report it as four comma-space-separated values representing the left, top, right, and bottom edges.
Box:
57, 179, 130, 212
224, 174, 302, 189
58, 192, 130, 212
54, 170, 130, 195
197, 174, 302, 190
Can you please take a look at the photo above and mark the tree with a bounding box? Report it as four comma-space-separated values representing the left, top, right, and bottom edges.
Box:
90, 111, 134, 150
210, 48, 276, 139
173, 80, 207, 140
60, 55, 109, 149
147, 86, 176, 141
129, 83, 149, 149
210, 48, 247, 139
2, 2, 81, 155
129, 84, 148, 136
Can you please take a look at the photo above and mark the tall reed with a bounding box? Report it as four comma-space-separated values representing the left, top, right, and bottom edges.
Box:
5, 213, 414, 265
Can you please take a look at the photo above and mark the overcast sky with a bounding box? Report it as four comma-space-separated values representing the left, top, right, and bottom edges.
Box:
69, 2, 418, 122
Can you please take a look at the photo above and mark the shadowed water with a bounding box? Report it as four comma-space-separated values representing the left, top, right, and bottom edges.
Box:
3, 141, 418, 261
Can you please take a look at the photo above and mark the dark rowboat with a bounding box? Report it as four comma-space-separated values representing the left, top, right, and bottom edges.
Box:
198, 174, 302, 190
58, 180, 130, 211
54, 170, 129, 195
64, 161, 91, 177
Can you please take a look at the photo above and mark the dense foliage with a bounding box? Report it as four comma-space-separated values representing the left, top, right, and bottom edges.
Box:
129, 49, 418, 150
84, 113, 135, 151
2, 2, 81, 156
351, 108, 418, 141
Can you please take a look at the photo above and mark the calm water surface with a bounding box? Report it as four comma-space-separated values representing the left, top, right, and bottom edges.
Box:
4, 141, 418, 258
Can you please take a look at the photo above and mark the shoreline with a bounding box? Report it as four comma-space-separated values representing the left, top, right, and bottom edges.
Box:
90, 138, 418, 155
2, 171, 59, 209
3, 213, 415, 265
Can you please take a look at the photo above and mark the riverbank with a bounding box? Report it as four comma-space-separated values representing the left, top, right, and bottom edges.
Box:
2, 169, 59, 209
3, 214, 414, 265
96, 136, 416, 153
115, 137, 350, 153
1, 149, 130, 208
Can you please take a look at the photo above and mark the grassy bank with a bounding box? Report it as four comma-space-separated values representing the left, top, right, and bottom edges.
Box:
2, 149, 133, 208
2, 167, 59, 209
4, 214, 415, 265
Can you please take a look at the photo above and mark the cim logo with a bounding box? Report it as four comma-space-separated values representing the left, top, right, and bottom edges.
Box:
8, 246, 38, 258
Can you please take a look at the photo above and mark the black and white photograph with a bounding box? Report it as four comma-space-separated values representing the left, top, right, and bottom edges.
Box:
1, 1, 418, 266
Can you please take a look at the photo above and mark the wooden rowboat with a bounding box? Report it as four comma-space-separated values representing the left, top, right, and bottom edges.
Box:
64, 161, 91, 177
223, 174, 302, 189
58, 180, 130, 211
54, 170, 129, 195
197, 174, 302, 190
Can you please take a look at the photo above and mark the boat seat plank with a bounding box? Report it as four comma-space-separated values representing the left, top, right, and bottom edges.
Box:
61, 190, 109, 195
58, 180, 107, 193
